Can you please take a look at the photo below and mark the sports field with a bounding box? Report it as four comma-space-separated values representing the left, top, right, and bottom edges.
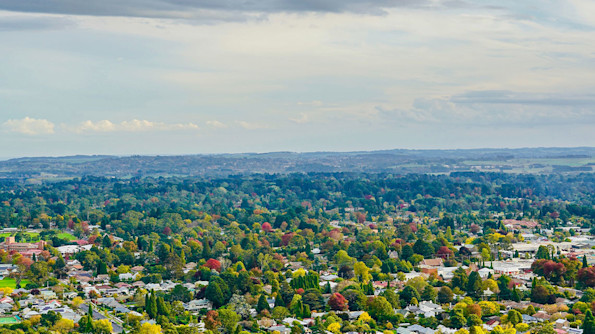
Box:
0, 278, 30, 288
0, 316, 20, 324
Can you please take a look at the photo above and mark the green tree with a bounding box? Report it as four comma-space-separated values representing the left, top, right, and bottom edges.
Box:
466, 271, 483, 298
422, 285, 437, 302
257, 294, 270, 313
218, 309, 241, 334
156, 296, 170, 317
584, 310, 595, 334
437, 286, 454, 304
368, 296, 394, 321
206, 281, 226, 308
400, 285, 421, 306
507, 310, 522, 326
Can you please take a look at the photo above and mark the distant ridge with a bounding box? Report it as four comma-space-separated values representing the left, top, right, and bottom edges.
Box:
0, 147, 593, 180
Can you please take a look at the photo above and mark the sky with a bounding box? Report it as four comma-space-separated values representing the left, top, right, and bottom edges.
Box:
0, 0, 594, 157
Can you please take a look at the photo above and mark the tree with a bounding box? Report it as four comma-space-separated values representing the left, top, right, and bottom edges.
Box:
507, 310, 522, 325
402, 244, 414, 260
92, 319, 113, 334
102, 235, 112, 249
584, 310, 595, 334
204, 310, 221, 331
52, 318, 74, 334
170, 284, 192, 303
204, 258, 222, 272
96, 261, 108, 275
328, 293, 348, 311
467, 314, 482, 327
79, 314, 94, 333
139, 322, 163, 334
497, 275, 512, 300
531, 285, 551, 304
354, 262, 372, 283
327, 322, 341, 334
262, 222, 273, 232
536, 246, 550, 260
450, 310, 467, 329
466, 271, 483, 298
218, 309, 241, 334
206, 281, 226, 308
578, 267, 595, 287
400, 285, 420, 306
271, 306, 290, 320
146, 292, 158, 319
452, 267, 468, 291
156, 296, 170, 317
72, 296, 84, 308
343, 289, 367, 311
257, 294, 270, 313
302, 289, 324, 311
368, 296, 394, 321
437, 286, 453, 304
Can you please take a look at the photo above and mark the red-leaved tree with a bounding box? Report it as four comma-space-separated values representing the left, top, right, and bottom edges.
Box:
328, 293, 348, 311
204, 258, 222, 272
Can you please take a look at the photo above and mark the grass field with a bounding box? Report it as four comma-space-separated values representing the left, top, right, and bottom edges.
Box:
0, 232, 40, 241
0, 316, 20, 324
0, 278, 30, 289
57, 232, 77, 241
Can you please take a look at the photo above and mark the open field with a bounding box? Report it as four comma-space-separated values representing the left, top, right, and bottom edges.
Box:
0, 278, 30, 289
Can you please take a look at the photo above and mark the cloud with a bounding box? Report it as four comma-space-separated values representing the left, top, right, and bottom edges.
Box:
237, 121, 270, 130
289, 113, 310, 124
0, 15, 72, 31
0, 0, 435, 20
376, 90, 595, 126
206, 120, 228, 129
2, 117, 55, 135
76, 120, 116, 132
75, 119, 199, 133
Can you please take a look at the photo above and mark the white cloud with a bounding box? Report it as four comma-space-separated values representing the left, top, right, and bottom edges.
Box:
76, 120, 116, 132
206, 120, 228, 129
75, 119, 199, 133
237, 121, 270, 130
2, 117, 55, 135
289, 113, 310, 124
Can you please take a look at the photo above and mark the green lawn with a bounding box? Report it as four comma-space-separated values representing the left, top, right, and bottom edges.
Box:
0, 317, 19, 324
0, 232, 40, 242
0, 278, 30, 289
57, 232, 77, 241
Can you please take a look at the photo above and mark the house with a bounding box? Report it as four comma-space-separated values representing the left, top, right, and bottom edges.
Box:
421, 258, 444, 268
320, 274, 339, 281
522, 314, 540, 323
478, 268, 494, 279
131, 266, 145, 273
418, 301, 443, 318
397, 325, 436, 334
119, 273, 138, 281
40, 290, 57, 300
268, 325, 291, 334
0, 303, 12, 313
185, 299, 212, 312
555, 319, 570, 330
56, 245, 83, 256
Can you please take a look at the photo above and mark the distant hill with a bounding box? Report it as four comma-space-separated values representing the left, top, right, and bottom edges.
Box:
0, 147, 593, 181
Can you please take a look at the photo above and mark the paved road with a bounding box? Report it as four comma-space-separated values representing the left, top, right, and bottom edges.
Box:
78, 303, 123, 333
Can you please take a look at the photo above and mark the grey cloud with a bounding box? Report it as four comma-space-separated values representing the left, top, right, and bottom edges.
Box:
378, 90, 595, 127
0, 16, 72, 31
0, 0, 434, 19
451, 90, 595, 106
